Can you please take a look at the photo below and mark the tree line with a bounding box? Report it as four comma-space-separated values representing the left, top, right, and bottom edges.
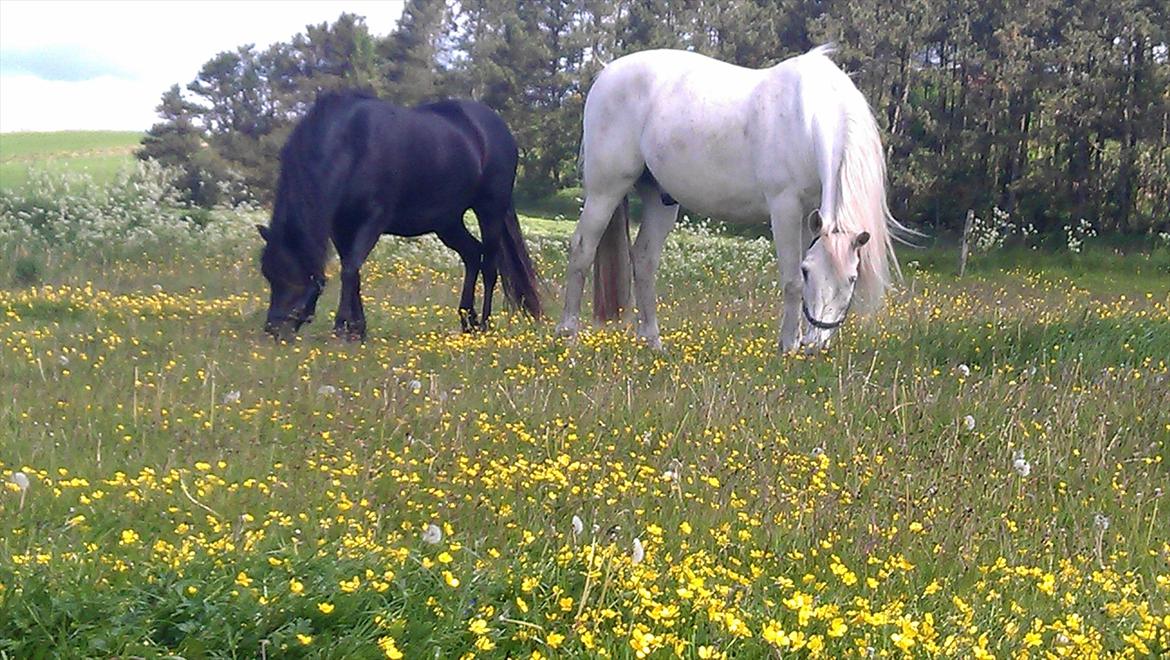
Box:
138, 1, 1169, 236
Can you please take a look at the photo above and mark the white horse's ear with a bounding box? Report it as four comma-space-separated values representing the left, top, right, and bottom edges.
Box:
256, 224, 270, 242
854, 231, 871, 248
809, 212, 823, 234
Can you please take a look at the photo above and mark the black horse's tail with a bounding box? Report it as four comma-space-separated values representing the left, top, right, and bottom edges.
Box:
497, 204, 543, 318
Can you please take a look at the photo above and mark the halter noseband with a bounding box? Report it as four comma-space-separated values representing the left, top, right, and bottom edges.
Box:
290, 273, 326, 326
801, 234, 855, 331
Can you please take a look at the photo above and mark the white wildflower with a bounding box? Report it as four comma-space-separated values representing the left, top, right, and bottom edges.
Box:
956, 364, 970, 378
317, 384, 337, 396
422, 523, 443, 545
1093, 514, 1110, 531
408, 379, 422, 393
152, 284, 163, 293
222, 390, 241, 404
571, 515, 584, 536
631, 537, 645, 565
963, 415, 976, 431
811, 446, 825, 458
1012, 451, 1031, 477
57, 354, 69, 366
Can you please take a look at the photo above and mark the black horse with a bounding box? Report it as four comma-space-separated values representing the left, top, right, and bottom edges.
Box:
258, 92, 542, 340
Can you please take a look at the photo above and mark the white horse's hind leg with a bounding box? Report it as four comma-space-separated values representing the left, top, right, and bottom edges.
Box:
769, 191, 804, 353
556, 190, 628, 337
631, 186, 679, 350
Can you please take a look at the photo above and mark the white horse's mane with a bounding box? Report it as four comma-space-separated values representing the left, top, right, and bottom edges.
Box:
805, 44, 913, 313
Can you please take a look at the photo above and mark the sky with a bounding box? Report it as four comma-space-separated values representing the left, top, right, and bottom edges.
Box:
0, 1, 405, 133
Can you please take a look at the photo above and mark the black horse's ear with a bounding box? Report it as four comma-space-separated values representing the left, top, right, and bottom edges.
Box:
256, 224, 270, 242
854, 231, 871, 248
809, 212, 823, 235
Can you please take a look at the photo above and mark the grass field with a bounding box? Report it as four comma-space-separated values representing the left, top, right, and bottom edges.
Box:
1, 193, 1168, 657
0, 131, 141, 189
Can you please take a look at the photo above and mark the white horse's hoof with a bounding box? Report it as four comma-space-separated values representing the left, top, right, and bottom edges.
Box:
638, 334, 665, 353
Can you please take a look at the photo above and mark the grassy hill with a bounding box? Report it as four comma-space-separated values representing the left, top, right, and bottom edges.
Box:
0, 130, 142, 189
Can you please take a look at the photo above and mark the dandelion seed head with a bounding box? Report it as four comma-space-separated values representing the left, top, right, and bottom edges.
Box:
11, 471, 30, 491
963, 415, 976, 431
571, 515, 584, 536
422, 523, 443, 544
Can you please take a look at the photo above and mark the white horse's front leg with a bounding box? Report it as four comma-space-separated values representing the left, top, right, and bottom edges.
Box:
769, 192, 804, 353
631, 187, 679, 351
557, 192, 626, 337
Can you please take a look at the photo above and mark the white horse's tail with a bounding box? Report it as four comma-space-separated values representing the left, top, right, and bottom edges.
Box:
811, 47, 914, 314
593, 196, 631, 322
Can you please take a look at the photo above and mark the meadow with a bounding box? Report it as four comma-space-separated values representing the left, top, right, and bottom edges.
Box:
1, 161, 1168, 658
0, 131, 141, 190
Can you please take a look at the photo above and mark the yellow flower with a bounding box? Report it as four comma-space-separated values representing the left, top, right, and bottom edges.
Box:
379, 635, 404, 659
235, 571, 253, 588
119, 529, 140, 546
546, 631, 565, 648
443, 570, 460, 588
296, 633, 313, 645
469, 618, 489, 635
290, 578, 305, 595
318, 602, 335, 614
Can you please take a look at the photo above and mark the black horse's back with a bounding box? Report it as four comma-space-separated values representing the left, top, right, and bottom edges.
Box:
258, 92, 542, 340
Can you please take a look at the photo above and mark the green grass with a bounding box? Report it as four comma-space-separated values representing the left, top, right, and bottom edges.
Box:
1, 209, 1167, 657
0, 131, 142, 189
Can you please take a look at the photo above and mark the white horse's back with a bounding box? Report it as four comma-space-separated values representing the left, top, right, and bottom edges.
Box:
583, 48, 851, 222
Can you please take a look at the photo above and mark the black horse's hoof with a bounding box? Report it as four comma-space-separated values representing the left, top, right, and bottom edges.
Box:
459, 310, 481, 333
333, 321, 366, 342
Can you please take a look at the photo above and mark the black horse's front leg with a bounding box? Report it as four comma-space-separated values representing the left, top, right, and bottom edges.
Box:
333, 269, 367, 341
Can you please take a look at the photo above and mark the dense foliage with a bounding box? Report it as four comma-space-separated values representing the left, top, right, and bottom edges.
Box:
139, 2, 1169, 235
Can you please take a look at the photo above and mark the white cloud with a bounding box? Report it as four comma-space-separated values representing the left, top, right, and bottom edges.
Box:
0, 0, 405, 132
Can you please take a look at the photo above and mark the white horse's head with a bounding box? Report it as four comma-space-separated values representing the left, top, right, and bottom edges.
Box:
800, 217, 870, 350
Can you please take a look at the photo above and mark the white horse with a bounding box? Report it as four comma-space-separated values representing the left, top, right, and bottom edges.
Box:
555, 45, 911, 352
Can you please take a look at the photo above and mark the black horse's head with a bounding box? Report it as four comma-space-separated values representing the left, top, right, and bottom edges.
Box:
257, 224, 324, 340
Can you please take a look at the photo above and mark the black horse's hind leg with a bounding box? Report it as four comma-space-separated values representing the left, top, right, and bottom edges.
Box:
473, 201, 505, 328
333, 220, 383, 341
436, 221, 483, 332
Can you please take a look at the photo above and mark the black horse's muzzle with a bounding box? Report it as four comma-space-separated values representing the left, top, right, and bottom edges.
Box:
265, 274, 325, 339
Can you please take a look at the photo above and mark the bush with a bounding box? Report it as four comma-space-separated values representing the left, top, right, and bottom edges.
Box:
0, 161, 255, 252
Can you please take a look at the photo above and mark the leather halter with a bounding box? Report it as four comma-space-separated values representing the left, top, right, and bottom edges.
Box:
801, 234, 855, 331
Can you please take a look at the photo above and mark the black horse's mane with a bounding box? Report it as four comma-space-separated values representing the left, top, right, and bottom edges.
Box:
267, 92, 384, 272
